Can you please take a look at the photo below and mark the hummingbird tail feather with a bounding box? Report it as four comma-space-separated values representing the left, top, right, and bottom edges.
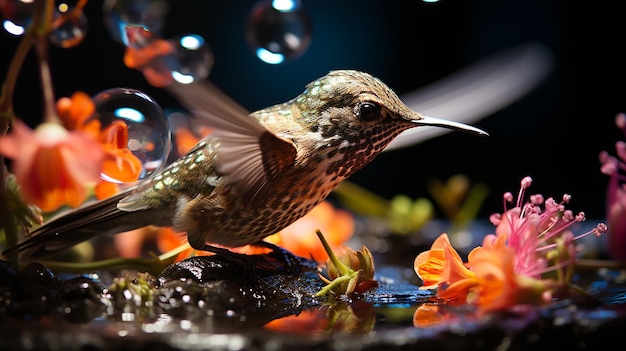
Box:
2, 192, 162, 260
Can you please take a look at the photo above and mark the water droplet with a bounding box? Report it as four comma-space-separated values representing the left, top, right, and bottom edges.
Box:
1, 0, 34, 36
92, 88, 171, 182
245, 0, 313, 64
49, 7, 88, 48
102, 0, 168, 44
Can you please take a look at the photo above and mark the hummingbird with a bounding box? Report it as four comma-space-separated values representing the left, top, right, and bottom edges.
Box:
3, 70, 487, 260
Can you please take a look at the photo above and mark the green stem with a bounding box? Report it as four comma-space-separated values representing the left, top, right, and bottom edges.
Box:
36, 41, 56, 123
315, 229, 351, 276
0, 211, 18, 263
40, 257, 168, 276
0, 17, 37, 130
0, 0, 54, 127
0, 42, 30, 129
574, 258, 626, 270
35, 0, 58, 124
315, 273, 356, 297
37, 242, 190, 276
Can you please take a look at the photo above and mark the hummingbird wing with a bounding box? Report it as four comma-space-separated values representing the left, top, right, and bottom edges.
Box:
166, 81, 297, 208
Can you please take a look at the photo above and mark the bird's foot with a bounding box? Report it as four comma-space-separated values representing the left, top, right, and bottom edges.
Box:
250, 240, 306, 274
200, 244, 256, 273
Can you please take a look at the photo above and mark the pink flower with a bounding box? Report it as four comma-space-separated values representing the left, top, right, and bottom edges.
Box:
414, 177, 607, 313
599, 112, 626, 262
0, 120, 104, 212
490, 176, 606, 282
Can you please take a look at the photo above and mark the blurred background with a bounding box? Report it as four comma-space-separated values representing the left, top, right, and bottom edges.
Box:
0, 0, 622, 220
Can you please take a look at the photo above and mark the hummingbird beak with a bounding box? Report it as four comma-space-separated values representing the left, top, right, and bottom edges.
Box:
412, 115, 489, 136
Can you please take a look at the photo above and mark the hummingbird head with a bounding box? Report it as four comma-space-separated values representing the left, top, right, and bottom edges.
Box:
294, 70, 487, 161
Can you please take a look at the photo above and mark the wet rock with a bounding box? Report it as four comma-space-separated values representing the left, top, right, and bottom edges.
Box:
1, 252, 625, 351
55, 276, 106, 323
0, 261, 61, 318
157, 244, 313, 285
153, 247, 324, 331
0, 260, 104, 322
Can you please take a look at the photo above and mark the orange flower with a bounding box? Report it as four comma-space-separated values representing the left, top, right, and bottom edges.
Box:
467, 239, 549, 313
173, 125, 212, 156
412, 303, 482, 328
268, 201, 354, 262
415, 232, 550, 313
414, 178, 606, 314
267, 302, 375, 334
98, 120, 143, 183
413, 304, 447, 328
414, 233, 477, 302
264, 309, 329, 333
413, 234, 448, 289
124, 42, 176, 87
55, 91, 144, 199
0, 121, 104, 212
56, 91, 100, 137
94, 180, 119, 200
123, 28, 176, 88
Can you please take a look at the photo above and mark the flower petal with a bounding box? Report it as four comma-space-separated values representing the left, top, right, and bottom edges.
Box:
0, 120, 38, 159
2, 122, 104, 212
414, 248, 446, 289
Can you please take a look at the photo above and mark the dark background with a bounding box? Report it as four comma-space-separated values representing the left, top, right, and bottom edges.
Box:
0, 0, 623, 220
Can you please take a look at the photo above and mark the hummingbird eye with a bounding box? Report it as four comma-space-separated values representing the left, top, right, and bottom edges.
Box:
356, 102, 380, 121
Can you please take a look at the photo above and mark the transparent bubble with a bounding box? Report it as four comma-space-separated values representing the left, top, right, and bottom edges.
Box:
49, 6, 88, 48
166, 34, 214, 84
92, 88, 171, 182
102, 0, 168, 44
1, 0, 34, 36
126, 32, 214, 87
245, 0, 313, 64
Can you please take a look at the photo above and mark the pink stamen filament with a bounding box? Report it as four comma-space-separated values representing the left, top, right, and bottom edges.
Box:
497, 179, 605, 281
573, 227, 606, 241
517, 177, 532, 209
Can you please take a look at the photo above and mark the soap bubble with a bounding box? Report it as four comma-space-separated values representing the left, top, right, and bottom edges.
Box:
245, 0, 312, 64
49, 5, 88, 48
123, 28, 214, 87
102, 0, 168, 44
92, 88, 171, 182
1, 0, 34, 36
